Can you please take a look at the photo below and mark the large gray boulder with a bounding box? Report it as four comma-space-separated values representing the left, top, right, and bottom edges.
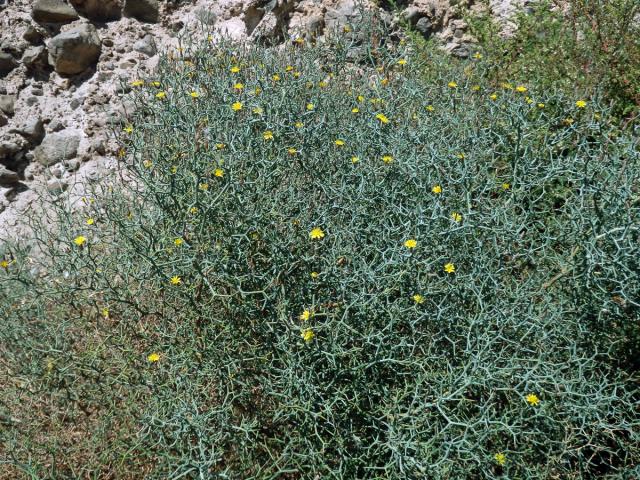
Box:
123, 0, 159, 23
69, 0, 122, 21
48, 23, 101, 75
33, 131, 80, 166
32, 0, 79, 24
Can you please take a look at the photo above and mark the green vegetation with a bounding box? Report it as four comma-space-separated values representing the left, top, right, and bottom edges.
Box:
1, 11, 639, 479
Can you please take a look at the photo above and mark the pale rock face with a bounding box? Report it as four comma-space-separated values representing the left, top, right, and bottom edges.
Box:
48, 23, 102, 75
33, 130, 80, 166
32, 0, 79, 24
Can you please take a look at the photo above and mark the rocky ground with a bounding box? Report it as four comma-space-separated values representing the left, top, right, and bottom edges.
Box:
0, 0, 530, 241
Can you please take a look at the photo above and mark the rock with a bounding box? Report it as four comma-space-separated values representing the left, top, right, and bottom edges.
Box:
0, 95, 15, 116
0, 113, 6, 127
133, 34, 156, 56
23, 162, 44, 180
23, 25, 45, 45
0, 165, 19, 185
0, 140, 22, 164
46, 178, 68, 194
69, 0, 122, 21
416, 17, 433, 37
33, 131, 80, 166
48, 23, 102, 75
123, 0, 159, 23
32, 0, 79, 24
215, 18, 247, 41
22, 45, 50, 73
10, 118, 45, 145
0, 52, 18, 77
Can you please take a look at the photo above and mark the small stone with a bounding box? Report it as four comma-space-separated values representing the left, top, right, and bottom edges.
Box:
0, 52, 18, 77
22, 45, 50, 73
26, 97, 40, 106
133, 34, 156, 56
48, 23, 102, 75
10, 118, 45, 145
0, 165, 19, 185
0, 113, 6, 127
34, 131, 80, 166
32, 0, 79, 24
123, 0, 159, 23
416, 17, 433, 37
68, 0, 122, 21
48, 119, 65, 132
47, 178, 68, 194
23, 24, 45, 45
0, 95, 15, 116
23, 162, 43, 180
64, 158, 80, 171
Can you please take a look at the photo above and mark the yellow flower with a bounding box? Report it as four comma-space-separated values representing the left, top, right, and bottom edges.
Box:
263, 130, 274, 140
272, 74, 281, 81
190, 91, 199, 98
101, 307, 109, 318
564, 117, 574, 126
343, 25, 351, 33
432, 184, 442, 194
404, 239, 417, 249
310, 271, 319, 279
123, 125, 133, 134
375, 113, 390, 124
0, 259, 10, 268
501, 82, 513, 90
212, 168, 224, 178
295, 121, 304, 128
233, 82, 244, 90
170, 165, 177, 174
448, 81, 458, 88
147, 352, 161, 362
174, 238, 183, 246
502, 182, 511, 190
412, 294, 425, 304
537, 103, 545, 108
335, 139, 345, 146
456, 152, 465, 159
319, 81, 328, 88
232, 101, 243, 111
143, 159, 153, 169
189, 207, 198, 214
130, 79, 144, 87
425, 105, 435, 112
301, 328, 315, 342
287, 147, 297, 155
380, 78, 389, 86
451, 212, 462, 222
494, 452, 506, 466
473, 52, 483, 59
285, 65, 294, 72
199, 183, 209, 191
525, 393, 540, 406
254, 87, 262, 95
357, 95, 365, 102
293, 71, 301, 78
300, 310, 311, 321
230, 65, 240, 73
74, 235, 87, 247
306, 103, 314, 111
382, 155, 394, 164
351, 107, 359, 113
515, 85, 528, 93
252, 106, 263, 114
215, 143, 226, 150
398, 58, 407, 65
490, 93, 498, 101
294, 37, 304, 45
351, 156, 359, 164
155, 91, 166, 99
576, 100, 587, 108
170, 275, 182, 285
309, 227, 325, 240
471, 85, 481, 91
150, 81, 161, 88
444, 263, 455, 273
86, 218, 95, 225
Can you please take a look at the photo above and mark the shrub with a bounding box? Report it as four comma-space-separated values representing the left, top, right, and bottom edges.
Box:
1, 13, 639, 478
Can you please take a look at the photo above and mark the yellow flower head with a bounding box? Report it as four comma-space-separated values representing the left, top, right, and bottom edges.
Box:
86, 218, 95, 225
147, 352, 161, 362
295, 121, 304, 128
473, 52, 483, 60
143, 159, 153, 169
74, 235, 87, 247
576, 100, 587, 108
490, 93, 498, 101
252, 107, 263, 114
272, 74, 281, 81
451, 212, 462, 222
190, 91, 199, 98
123, 125, 133, 134
412, 294, 425, 304
537, 103, 545, 108
230, 65, 240, 73
254, 87, 262, 95
233, 82, 244, 90
375, 113, 390, 124
380, 78, 389, 86
285, 65, 294, 72
215, 143, 226, 150
351, 156, 359, 164
432, 184, 442, 194
398, 58, 407, 65
101, 307, 109, 318
301, 328, 315, 342
199, 183, 209, 191
334, 139, 345, 146
287, 147, 297, 155
404, 239, 417, 249
425, 105, 435, 112
155, 91, 166, 100
515, 85, 528, 93
150, 81, 161, 88
525, 393, 540, 406
444, 262, 455, 273
382, 155, 394, 164
170, 275, 182, 285
131, 79, 144, 87
1, 260, 10, 268
232, 101, 243, 111
357, 95, 365, 102
502, 182, 511, 190
351, 107, 360, 113
263, 130, 274, 141
494, 452, 506, 466
306, 103, 315, 111
309, 227, 325, 240
300, 310, 311, 321
310, 271, 319, 279
214, 168, 224, 177
319, 81, 328, 88
448, 81, 458, 89
174, 238, 183, 246
471, 85, 481, 91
